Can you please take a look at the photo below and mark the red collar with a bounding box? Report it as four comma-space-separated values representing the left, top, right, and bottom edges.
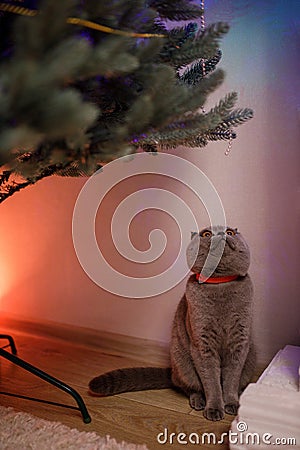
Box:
196, 273, 239, 284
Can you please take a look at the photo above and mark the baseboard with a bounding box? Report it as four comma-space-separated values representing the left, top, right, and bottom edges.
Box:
0, 312, 170, 366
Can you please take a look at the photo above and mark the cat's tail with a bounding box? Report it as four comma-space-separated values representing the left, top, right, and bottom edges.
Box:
89, 367, 172, 396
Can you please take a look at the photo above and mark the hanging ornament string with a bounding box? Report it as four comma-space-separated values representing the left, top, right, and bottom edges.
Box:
200, 0, 206, 78
199, 0, 206, 115
198, 0, 233, 156
224, 130, 234, 156
0, 3, 166, 38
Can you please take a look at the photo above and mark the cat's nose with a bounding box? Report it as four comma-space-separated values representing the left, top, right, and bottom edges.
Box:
210, 235, 225, 252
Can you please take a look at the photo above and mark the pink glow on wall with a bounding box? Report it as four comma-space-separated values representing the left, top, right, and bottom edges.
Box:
0, 258, 13, 307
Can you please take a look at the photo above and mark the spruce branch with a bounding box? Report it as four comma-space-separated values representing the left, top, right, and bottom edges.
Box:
163, 22, 198, 47
217, 108, 254, 129
159, 22, 229, 68
0, 176, 32, 203
210, 92, 238, 118
180, 50, 222, 85
13, 0, 75, 58
138, 126, 209, 149
206, 129, 237, 141
148, 0, 203, 21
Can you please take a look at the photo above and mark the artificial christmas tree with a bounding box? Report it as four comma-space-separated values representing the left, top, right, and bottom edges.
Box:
0, 0, 253, 202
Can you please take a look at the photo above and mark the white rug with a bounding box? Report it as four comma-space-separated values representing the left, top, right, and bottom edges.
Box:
0, 406, 148, 450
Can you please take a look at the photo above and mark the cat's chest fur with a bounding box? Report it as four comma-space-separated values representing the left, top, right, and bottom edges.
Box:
184, 275, 253, 354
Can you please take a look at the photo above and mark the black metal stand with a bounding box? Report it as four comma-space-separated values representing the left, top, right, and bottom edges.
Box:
0, 334, 91, 423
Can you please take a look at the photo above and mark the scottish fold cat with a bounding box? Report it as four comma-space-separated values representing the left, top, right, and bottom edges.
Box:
89, 226, 255, 421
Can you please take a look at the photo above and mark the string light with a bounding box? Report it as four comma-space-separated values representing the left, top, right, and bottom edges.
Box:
0, 3, 166, 39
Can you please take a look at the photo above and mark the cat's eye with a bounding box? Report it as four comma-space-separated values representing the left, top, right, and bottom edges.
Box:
226, 228, 236, 236
201, 230, 212, 238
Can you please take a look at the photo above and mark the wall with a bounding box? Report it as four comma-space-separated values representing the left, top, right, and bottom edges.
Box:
0, 0, 299, 365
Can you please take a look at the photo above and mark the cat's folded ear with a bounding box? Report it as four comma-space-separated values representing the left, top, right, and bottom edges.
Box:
191, 231, 199, 240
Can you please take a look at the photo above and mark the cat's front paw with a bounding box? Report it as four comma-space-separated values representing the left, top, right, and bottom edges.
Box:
203, 407, 224, 421
189, 392, 205, 411
225, 402, 239, 415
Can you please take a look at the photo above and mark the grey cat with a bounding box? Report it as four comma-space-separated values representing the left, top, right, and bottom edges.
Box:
89, 226, 256, 421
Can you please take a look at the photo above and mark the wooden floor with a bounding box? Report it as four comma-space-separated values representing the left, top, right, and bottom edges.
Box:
0, 315, 263, 450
